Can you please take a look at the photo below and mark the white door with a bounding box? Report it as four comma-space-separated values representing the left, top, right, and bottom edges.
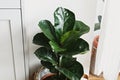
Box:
0, 9, 25, 80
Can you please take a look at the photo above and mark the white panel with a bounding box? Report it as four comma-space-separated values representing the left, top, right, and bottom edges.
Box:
0, 21, 15, 80
0, 0, 20, 8
0, 9, 25, 80
100, 0, 120, 79
91, 0, 105, 75
10, 10, 26, 80
95, 0, 120, 79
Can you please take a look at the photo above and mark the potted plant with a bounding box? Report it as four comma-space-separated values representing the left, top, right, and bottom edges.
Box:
33, 7, 90, 80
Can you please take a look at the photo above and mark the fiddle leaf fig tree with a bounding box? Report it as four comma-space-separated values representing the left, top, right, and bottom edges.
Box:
33, 7, 90, 80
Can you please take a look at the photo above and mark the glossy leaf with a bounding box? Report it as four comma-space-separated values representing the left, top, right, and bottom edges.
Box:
41, 60, 57, 73
58, 56, 84, 80
56, 56, 84, 80
49, 41, 66, 53
67, 61, 84, 79
54, 7, 75, 34
63, 38, 89, 55
33, 33, 50, 48
34, 47, 57, 65
60, 30, 80, 45
60, 56, 76, 68
55, 67, 79, 80
39, 20, 57, 41
73, 21, 90, 36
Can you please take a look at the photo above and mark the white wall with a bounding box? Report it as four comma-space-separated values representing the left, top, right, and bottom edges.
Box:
24, 0, 97, 77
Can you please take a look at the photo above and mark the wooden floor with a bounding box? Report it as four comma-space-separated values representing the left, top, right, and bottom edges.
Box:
89, 74, 120, 80
89, 74, 104, 80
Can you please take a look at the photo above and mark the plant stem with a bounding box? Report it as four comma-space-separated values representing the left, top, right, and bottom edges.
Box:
56, 53, 60, 80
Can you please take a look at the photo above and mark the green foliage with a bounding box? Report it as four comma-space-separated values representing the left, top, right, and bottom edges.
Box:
33, 7, 90, 80
94, 15, 102, 31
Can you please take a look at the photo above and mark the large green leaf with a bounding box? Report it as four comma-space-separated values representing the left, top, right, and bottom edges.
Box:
60, 30, 80, 45
34, 47, 57, 65
60, 56, 76, 68
38, 20, 57, 41
55, 62, 83, 80
67, 61, 84, 79
73, 21, 90, 36
54, 7, 75, 34
57, 56, 84, 80
41, 60, 57, 73
62, 38, 89, 55
33, 33, 50, 48
55, 67, 79, 80
49, 41, 66, 53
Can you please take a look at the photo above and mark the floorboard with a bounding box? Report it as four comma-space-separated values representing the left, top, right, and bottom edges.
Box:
89, 74, 120, 80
